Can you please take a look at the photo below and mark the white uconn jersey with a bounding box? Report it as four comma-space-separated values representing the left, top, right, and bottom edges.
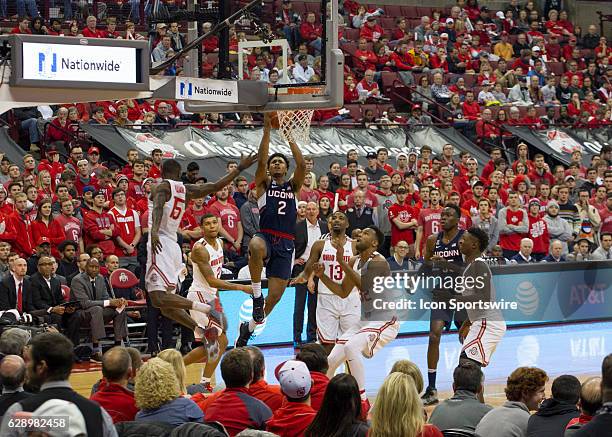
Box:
148, 179, 186, 239
190, 237, 224, 302
318, 235, 354, 296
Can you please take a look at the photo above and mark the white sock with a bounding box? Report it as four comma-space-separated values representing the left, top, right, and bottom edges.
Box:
248, 319, 257, 331
192, 301, 211, 313
252, 282, 262, 298
200, 375, 211, 385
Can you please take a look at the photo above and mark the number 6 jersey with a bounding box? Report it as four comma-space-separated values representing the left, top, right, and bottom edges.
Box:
148, 179, 186, 239
258, 180, 297, 239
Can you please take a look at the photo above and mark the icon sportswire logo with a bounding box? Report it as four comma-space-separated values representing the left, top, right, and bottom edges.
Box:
178, 81, 193, 98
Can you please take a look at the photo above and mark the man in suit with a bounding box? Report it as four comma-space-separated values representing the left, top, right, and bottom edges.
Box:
0, 355, 31, 415
346, 190, 376, 236
71, 258, 127, 362
0, 258, 34, 322
30, 256, 83, 347
292, 202, 328, 346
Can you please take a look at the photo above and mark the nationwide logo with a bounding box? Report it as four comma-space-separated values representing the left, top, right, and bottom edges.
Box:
178, 81, 193, 98
36, 47, 121, 80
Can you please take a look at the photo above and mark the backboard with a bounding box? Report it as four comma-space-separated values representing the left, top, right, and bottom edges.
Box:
180, 0, 343, 113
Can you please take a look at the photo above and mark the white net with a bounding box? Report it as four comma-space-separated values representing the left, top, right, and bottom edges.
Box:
277, 109, 315, 145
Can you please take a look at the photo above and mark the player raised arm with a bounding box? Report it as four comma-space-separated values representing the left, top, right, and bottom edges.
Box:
290, 239, 325, 284
190, 243, 253, 294
150, 181, 172, 254
185, 152, 258, 201
288, 140, 306, 193
255, 113, 273, 198
313, 260, 357, 298
331, 240, 362, 291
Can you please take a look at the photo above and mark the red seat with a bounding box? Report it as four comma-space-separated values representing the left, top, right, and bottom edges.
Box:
401, 6, 419, 19
292, 2, 306, 14
547, 62, 565, 76
381, 71, 399, 93
384, 5, 403, 17
345, 104, 362, 120
343, 28, 360, 41
305, 2, 320, 13
417, 7, 432, 18
110, 268, 140, 289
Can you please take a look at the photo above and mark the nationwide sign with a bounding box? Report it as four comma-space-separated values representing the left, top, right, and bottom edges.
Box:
175, 78, 239, 103
10, 35, 149, 90
22, 42, 137, 83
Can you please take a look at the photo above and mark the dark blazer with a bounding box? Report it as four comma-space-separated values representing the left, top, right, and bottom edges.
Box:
0, 274, 33, 313
294, 219, 329, 260
0, 391, 32, 416
293, 218, 329, 277
70, 272, 111, 309
29, 272, 64, 316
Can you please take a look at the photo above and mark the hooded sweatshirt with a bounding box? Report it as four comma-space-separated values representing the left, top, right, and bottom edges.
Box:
266, 401, 316, 437
544, 210, 573, 255
526, 398, 579, 437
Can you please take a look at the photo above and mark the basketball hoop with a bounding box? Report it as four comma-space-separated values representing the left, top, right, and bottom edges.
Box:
276, 86, 324, 145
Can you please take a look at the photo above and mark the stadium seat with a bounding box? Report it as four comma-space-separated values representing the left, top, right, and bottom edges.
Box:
384, 5, 403, 17
547, 62, 565, 76
401, 6, 419, 19
305, 2, 321, 13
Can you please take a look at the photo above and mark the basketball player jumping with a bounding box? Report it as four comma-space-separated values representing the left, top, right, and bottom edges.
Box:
147, 157, 256, 337
235, 113, 306, 347
183, 214, 253, 392
293, 211, 359, 354
314, 226, 399, 410
421, 204, 467, 405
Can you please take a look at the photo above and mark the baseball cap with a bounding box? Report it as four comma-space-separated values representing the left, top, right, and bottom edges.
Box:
82, 185, 96, 194
142, 177, 154, 187
446, 18, 454, 24
46, 145, 59, 155
412, 103, 421, 110
564, 175, 576, 181
532, 46, 541, 52
275, 360, 312, 399
366, 152, 377, 159
92, 190, 106, 198
481, 6, 489, 12
440, 32, 449, 39
37, 237, 51, 246
88, 146, 100, 154
472, 180, 484, 188
481, 79, 491, 85
496, 11, 505, 19
397, 152, 408, 160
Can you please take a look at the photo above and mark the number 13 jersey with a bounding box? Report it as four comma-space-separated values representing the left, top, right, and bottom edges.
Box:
148, 179, 186, 239
318, 235, 355, 295
258, 180, 297, 239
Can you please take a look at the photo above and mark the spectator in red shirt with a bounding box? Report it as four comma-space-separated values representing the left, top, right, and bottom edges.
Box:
75, 159, 99, 196
360, 15, 384, 43
392, 17, 409, 42
103, 17, 121, 39
82, 15, 104, 38
83, 191, 119, 259
8, 193, 34, 257
148, 148, 163, 179
90, 347, 139, 424
526, 198, 550, 261
47, 107, 73, 145
476, 108, 500, 145
391, 42, 415, 72
344, 76, 360, 103
353, 38, 377, 73
522, 106, 545, 129
266, 360, 317, 437
208, 185, 243, 254
127, 160, 147, 202
461, 91, 481, 120
356, 69, 381, 99
108, 189, 141, 268
10, 18, 32, 35
300, 12, 322, 56
388, 185, 418, 254
205, 349, 273, 436
528, 154, 555, 187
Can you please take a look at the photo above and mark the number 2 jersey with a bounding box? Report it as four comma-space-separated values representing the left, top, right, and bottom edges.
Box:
258, 180, 297, 239
147, 179, 186, 240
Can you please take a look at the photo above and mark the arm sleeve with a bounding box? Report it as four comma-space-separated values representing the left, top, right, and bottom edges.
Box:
84, 214, 107, 242
514, 210, 529, 233
497, 208, 511, 234
70, 277, 95, 309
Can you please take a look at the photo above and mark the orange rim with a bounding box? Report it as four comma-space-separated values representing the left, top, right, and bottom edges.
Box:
286, 86, 325, 95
